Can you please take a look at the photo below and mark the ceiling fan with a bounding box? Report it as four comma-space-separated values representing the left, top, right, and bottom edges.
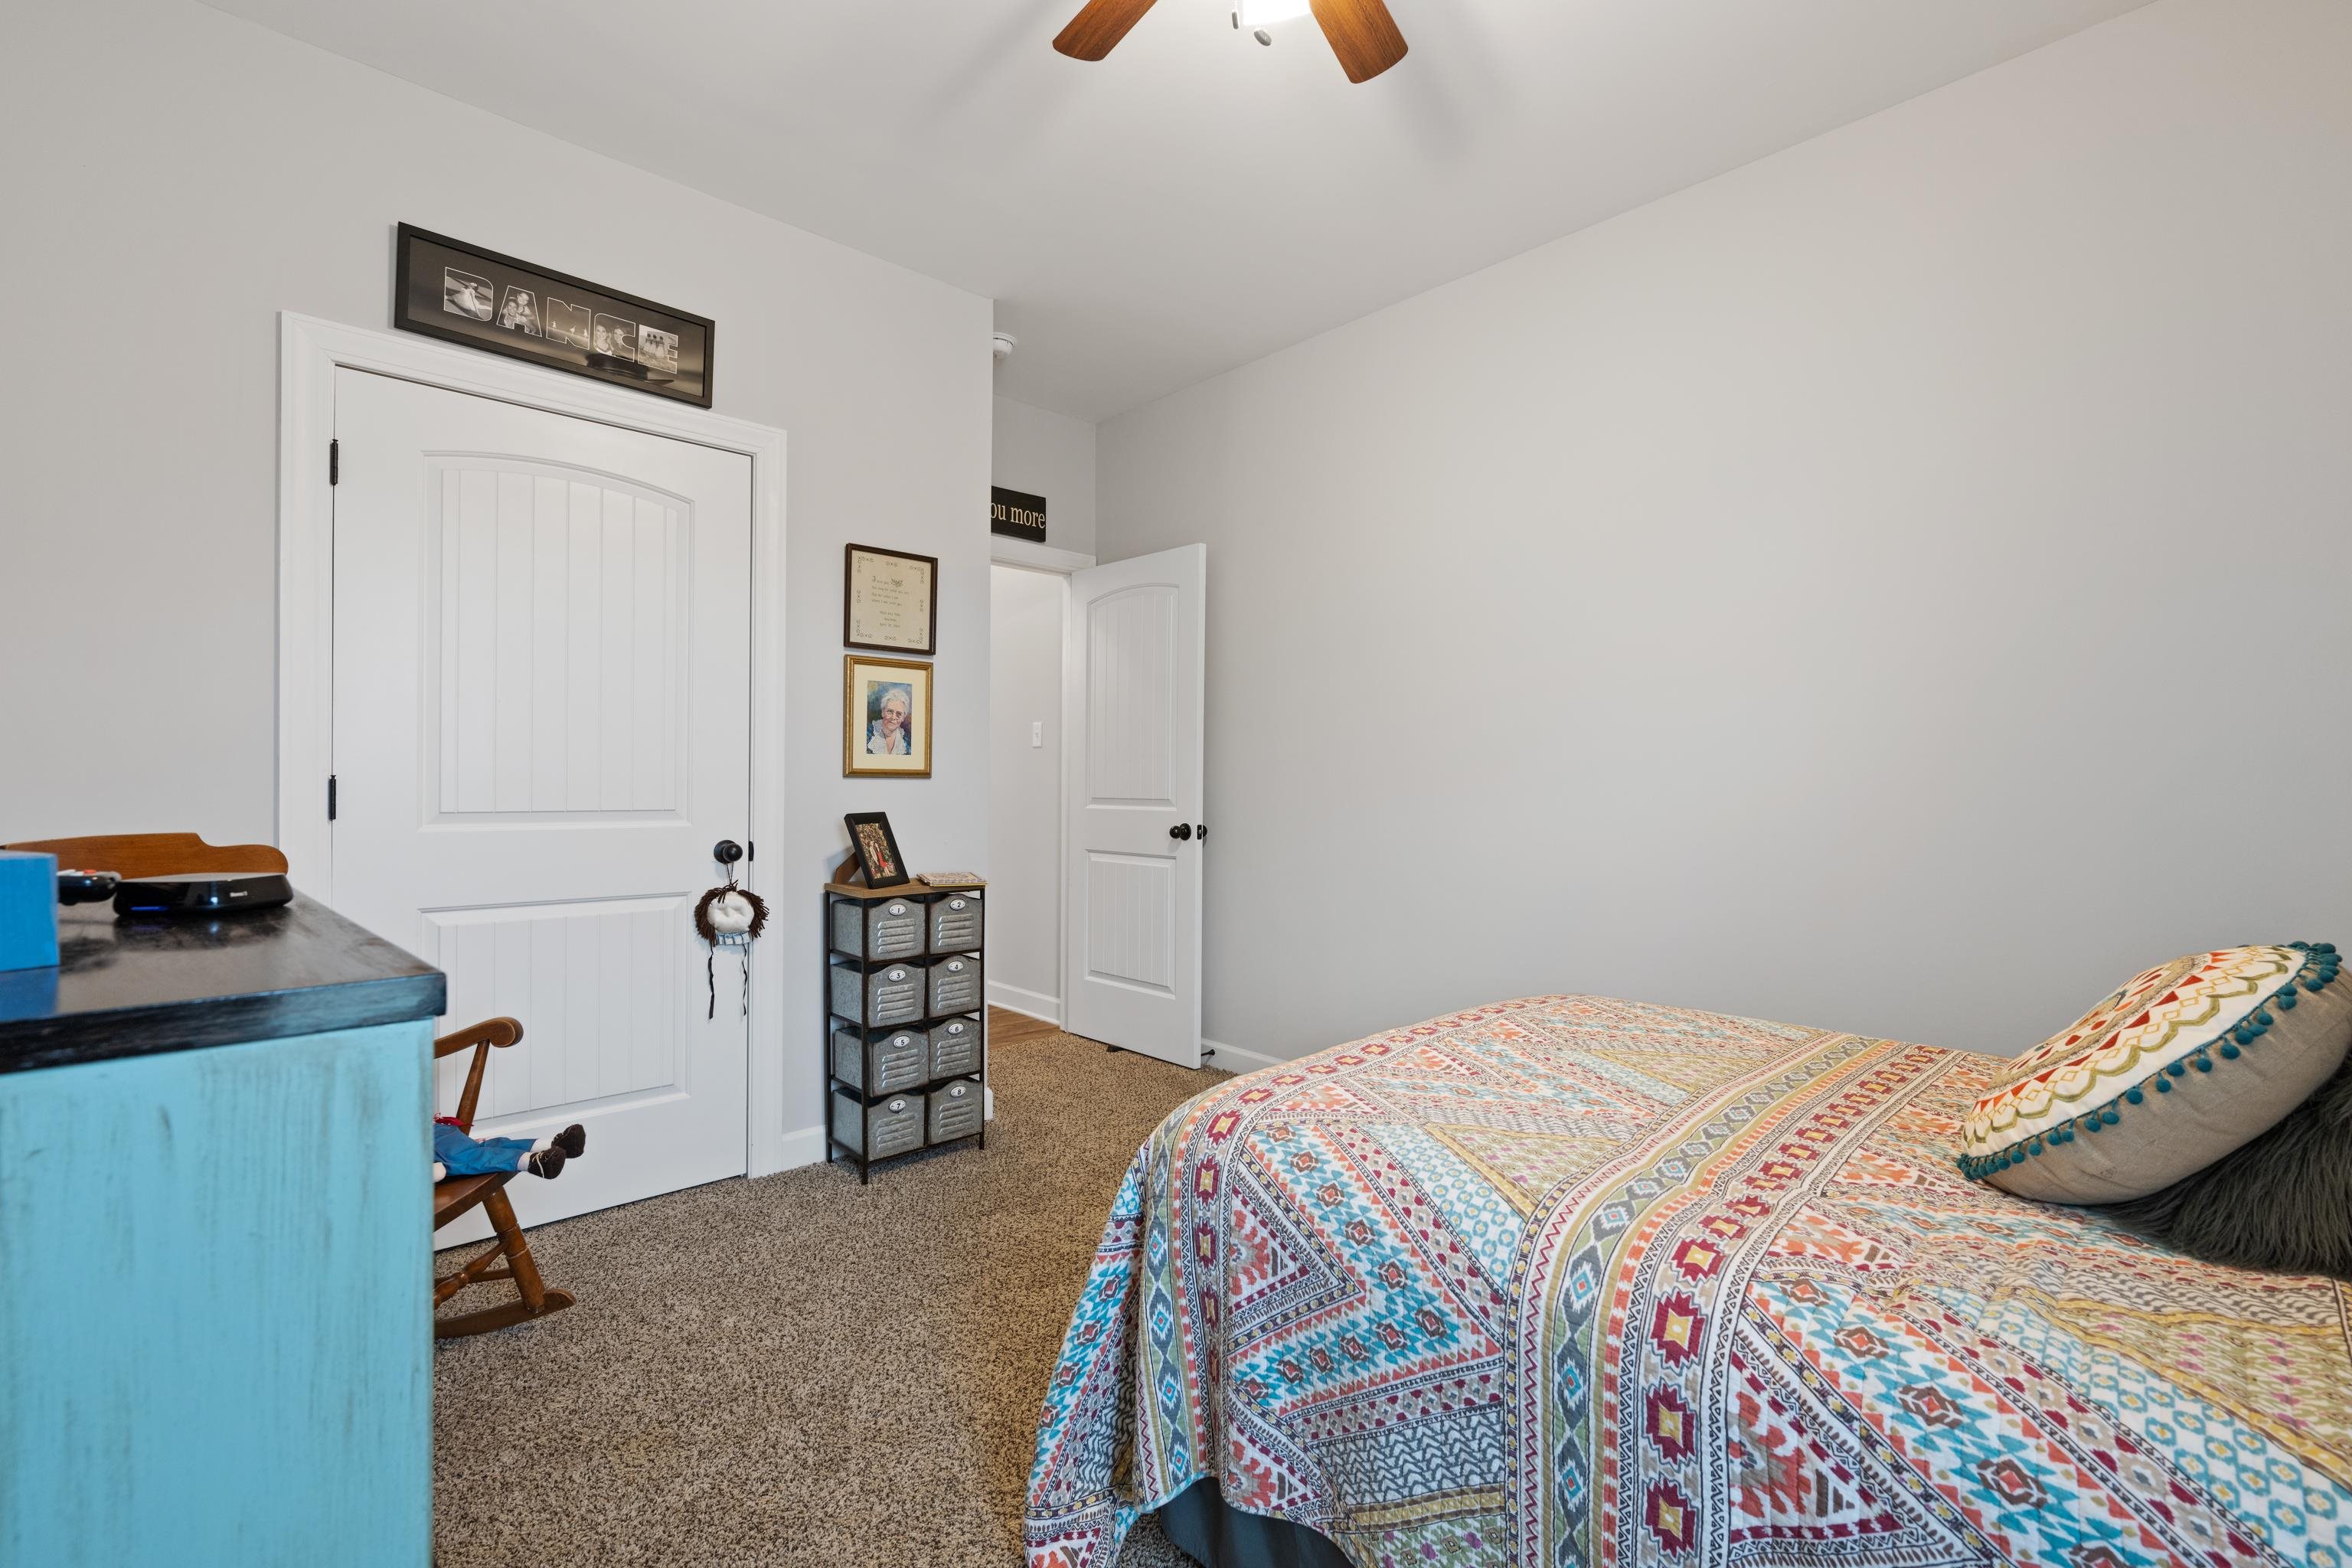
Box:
1054, 0, 1409, 84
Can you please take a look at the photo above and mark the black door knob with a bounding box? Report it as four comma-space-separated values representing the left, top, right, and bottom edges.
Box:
713, 839, 744, 866
1168, 823, 1193, 841
1195, 824, 1207, 841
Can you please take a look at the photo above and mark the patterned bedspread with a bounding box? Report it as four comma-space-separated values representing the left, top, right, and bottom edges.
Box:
1025, 997, 2352, 1568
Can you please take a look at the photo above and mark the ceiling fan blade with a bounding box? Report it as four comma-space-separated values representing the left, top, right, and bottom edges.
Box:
1053, 0, 1161, 61
1308, 0, 1409, 83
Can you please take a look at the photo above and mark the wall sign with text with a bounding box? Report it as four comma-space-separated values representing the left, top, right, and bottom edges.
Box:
393, 224, 715, 408
991, 487, 1048, 544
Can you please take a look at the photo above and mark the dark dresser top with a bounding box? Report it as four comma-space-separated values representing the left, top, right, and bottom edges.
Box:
0, 894, 446, 1075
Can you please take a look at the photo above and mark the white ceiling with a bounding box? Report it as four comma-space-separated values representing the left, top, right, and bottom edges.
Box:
204, 0, 2151, 420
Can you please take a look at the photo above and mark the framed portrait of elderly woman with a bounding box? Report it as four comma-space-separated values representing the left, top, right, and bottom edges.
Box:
843, 655, 933, 778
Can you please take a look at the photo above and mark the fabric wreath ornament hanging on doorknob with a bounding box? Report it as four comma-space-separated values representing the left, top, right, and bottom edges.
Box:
694, 882, 768, 1019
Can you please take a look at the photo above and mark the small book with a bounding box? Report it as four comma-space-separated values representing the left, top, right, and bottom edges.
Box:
919, 872, 983, 887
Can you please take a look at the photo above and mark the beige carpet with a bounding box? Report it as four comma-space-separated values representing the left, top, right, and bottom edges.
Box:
433, 1022, 1224, 1567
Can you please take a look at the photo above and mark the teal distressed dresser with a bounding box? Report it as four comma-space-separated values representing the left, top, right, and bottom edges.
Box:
0, 894, 445, 1566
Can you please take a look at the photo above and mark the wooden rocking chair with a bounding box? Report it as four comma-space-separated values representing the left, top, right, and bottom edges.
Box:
432, 1017, 578, 1338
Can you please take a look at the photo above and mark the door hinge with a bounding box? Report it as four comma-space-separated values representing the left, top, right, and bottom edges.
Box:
327, 774, 338, 821
328, 439, 339, 486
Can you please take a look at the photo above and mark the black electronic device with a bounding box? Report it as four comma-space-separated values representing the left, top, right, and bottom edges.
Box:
57, 869, 122, 905
112, 872, 295, 917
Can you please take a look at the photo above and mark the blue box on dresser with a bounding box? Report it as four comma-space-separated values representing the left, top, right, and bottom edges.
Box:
0, 851, 58, 972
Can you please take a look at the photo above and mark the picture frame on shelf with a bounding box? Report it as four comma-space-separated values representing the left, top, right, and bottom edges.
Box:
843, 655, 933, 778
842, 812, 911, 889
843, 543, 938, 656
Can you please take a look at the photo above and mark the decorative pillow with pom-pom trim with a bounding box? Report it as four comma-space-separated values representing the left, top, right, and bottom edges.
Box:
1961, 942, 2352, 1204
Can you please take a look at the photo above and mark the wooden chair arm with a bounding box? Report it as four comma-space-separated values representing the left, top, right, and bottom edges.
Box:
432, 1017, 524, 1129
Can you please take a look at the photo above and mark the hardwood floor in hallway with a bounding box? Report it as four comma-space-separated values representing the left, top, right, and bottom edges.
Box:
989, 1004, 1086, 1048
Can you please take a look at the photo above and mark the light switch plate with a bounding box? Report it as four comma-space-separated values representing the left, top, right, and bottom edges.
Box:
1031, 721, 1043, 747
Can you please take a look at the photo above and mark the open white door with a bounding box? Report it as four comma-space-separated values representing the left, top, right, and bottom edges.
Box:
1061, 545, 1206, 1067
330, 368, 753, 1238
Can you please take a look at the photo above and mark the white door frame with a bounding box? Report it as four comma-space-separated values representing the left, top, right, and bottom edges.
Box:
276, 311, 796, 1178
987, 537, 1093, 1028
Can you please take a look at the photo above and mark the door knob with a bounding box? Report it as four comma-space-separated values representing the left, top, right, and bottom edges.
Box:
1168, 823, 1193, 841
713, 839, 745, 866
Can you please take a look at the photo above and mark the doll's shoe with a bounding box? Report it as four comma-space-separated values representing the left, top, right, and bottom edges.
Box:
525, 1145, 567, 1180
552, 1123, 586, 1159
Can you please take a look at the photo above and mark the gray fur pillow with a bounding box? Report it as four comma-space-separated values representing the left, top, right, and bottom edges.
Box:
2105, 1050, 2352, 1280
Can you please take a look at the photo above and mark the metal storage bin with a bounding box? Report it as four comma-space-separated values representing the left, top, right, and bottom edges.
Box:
926, 953, 982, 1018
928, 1015, 982, 1080
927, 891, 984, 954
927, 1077, 985, 1145
831, 958, 925, 1029
831, 1024, 928, 1096
831, 894, 926, 961
833, 1087, 926, 1159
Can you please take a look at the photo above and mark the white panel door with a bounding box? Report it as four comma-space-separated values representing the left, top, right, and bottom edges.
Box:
1062, 545, 1206, 1067
331, 368, 753, 1237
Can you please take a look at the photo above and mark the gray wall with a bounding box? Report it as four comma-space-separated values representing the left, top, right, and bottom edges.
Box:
993, 395, 1098, 559
986, 564, 1067, 1015
0, 1, 991, 1142
986, 394, 1099, 1018
1098, 0, 2352, 1061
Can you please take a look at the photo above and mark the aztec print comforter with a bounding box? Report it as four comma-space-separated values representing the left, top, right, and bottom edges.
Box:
1025, 996, 2352, 1568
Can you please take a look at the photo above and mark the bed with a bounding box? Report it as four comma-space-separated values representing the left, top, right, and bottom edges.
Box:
1025, 995, 2352, 1567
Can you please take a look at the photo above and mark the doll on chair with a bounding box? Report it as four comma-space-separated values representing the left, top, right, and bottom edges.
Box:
433, 1118, 587, 1181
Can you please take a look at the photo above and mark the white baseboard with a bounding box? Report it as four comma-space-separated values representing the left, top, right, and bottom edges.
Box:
769, 1121, 828, 1174
1201, 1038, 1292, 1074
987, 981, 1061, 1024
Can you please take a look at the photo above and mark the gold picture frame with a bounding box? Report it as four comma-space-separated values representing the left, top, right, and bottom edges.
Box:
843, 655, 933, 778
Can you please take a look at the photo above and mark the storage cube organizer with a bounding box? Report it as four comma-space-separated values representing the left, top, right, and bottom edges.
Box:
926, 953, 982, 1018
928, 891, 983, 955
831, 958, 925, 1029
927, 1077, 984, 1145
825, 876, 986, 1181
832, 1087, 926, 1159
831, 894, 926, 961
831, 1024, 929, 1096
928, 1015, 982, 1080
